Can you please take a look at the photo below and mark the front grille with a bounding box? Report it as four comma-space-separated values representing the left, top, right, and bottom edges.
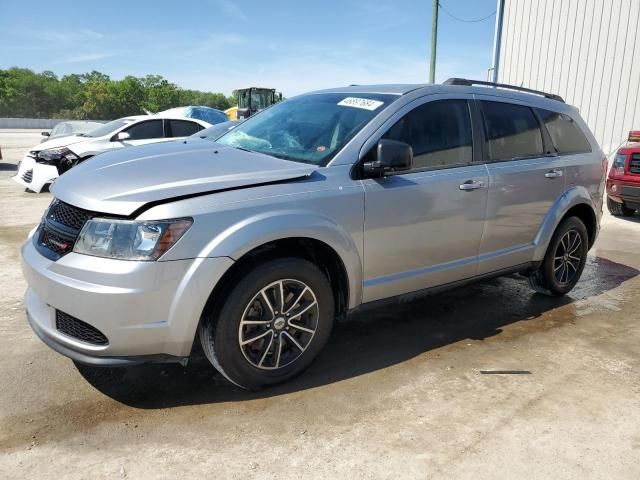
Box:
39, 227, 74, 254
56, 310, 109, 346
629, 154, 640, 174
35, 199, 96, 259
48, 199, 94, 231
22, 169, 33, 183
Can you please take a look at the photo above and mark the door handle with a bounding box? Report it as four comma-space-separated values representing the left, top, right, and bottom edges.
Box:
544, 169, 563, 179
459, 180, 485, 191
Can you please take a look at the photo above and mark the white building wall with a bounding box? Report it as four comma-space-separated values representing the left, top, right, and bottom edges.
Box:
498, 0, 640, 155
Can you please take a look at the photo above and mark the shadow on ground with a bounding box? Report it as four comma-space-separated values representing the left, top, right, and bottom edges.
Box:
613, 212, 640, 223
76, 255, 638, 408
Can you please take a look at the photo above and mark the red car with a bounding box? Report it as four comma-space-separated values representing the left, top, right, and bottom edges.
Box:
607, 130, 640, 216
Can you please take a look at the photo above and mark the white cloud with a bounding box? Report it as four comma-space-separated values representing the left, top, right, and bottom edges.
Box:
34, 29, 105, 47
170, 40, 491, 96
208, 0, 248, 21
187, 32, 246, 56
1, 21, 491, 97
53, 53, 114, 64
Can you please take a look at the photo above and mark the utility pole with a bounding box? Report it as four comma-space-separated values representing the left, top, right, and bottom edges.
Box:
429, 0, 439, 83
490, 0, 505, 83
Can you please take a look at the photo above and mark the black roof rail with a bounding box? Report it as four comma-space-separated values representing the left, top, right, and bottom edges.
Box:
443, 78, 565, 103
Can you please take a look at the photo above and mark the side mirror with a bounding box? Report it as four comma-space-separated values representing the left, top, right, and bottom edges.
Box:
629, 130, 640, 142
363, 139, 413, 177
41, 131, 50, 137
112, 131, 131, 142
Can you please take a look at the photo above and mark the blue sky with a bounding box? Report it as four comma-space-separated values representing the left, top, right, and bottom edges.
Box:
0, 0, 498, 96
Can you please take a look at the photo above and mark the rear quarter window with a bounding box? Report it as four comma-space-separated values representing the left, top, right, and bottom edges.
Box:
481, 101, 544, 161
124, 119, 164, 140
167, 120, 203, 137
537, 109, 592, 154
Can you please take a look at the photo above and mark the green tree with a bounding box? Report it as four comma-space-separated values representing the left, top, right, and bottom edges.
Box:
0, 67, 233, 120
81, 80, 110, 119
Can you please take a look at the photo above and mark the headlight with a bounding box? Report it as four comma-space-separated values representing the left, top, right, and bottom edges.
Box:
74, 218, 192, 261
612, 153, 626, 176
36, 147, 79, 164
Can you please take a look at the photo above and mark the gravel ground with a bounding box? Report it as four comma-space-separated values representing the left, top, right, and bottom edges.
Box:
1, 129, 639, 479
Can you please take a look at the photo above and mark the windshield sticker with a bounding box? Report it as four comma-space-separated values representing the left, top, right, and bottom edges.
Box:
337, 97, 384, 111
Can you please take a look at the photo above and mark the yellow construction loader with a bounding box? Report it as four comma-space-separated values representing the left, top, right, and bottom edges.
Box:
225, 87, 282, 120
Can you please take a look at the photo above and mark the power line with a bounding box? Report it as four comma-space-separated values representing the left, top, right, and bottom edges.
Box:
438, 1, 496, 23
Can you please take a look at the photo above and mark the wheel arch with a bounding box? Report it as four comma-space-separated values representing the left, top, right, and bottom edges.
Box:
533, 186, 599, 260
196, 211, 363, 312
561, 203, 597, 248
200, 237, 352, 335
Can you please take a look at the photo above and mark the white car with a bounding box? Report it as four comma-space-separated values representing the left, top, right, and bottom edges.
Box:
14, 114, 212, 193
40, 120, 105, 143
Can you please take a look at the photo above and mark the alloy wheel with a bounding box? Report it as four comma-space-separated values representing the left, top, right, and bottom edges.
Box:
238, 279, 319, 370
553, 229, 583, 285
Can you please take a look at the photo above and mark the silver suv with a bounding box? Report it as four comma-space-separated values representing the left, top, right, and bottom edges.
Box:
22, 79, 605, 389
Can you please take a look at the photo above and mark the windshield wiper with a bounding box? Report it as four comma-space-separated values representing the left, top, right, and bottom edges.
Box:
228, 145, 299, 163
232, 145, 255, 153
267, 152, 298, 162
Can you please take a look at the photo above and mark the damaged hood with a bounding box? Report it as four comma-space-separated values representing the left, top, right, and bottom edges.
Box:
52, 139, 316, 216
32, 134, 89, 152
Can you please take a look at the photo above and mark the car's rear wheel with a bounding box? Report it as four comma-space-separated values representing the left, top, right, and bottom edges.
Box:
607, 196, 635, 217
527, 216, 588, 296
199, 257, 334, 390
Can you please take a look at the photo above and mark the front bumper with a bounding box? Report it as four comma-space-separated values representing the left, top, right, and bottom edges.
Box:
12, 156, 58, 193
21, 237, 234, 365
25, 301, 183, 366
607, 180, 640, 209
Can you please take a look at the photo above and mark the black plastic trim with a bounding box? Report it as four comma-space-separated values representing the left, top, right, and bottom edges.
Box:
32, 225, 62, 261
444, 78, 565, 102
531, 107, 556, 156
348, 262, 536, 315
469, 99, 488, 163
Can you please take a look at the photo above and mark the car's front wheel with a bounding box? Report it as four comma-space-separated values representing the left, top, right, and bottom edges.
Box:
199, 257, 334, 390
527, 216, 588, 296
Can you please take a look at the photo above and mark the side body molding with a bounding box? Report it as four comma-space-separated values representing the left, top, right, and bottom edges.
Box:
532, 185, 599, 261
198, 210, 364, 309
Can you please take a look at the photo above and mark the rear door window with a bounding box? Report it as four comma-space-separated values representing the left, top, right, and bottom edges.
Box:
124, 120, 164, 140
167, 120, 203, 137
481, 101, 543, 161
383, 99, 473, 170
536, 109, 592, 154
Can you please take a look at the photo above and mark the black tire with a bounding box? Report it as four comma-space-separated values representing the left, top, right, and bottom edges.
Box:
199, 257, 334, 390
607, 196, 635, 217
527, 216, 588, 296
